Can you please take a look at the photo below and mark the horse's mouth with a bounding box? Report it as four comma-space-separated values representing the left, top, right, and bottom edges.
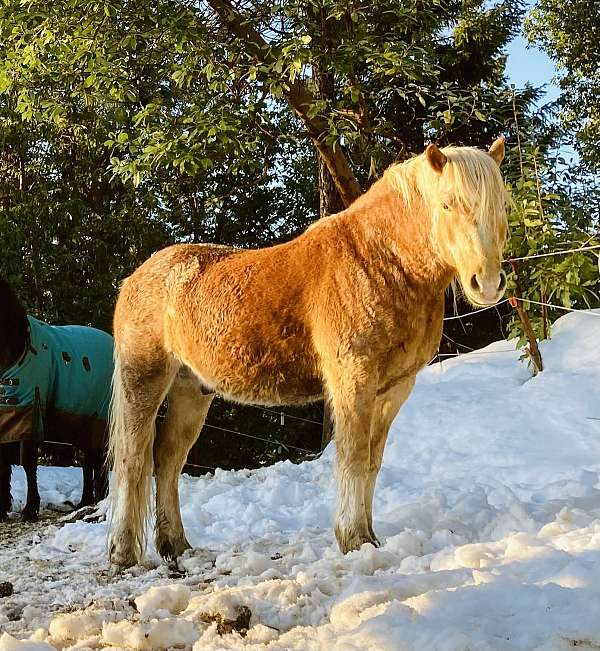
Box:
461, 288, 505, 309
465, 296, 503, 308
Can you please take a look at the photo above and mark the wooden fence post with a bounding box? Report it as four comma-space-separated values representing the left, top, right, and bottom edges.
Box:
509, 260, 544, 373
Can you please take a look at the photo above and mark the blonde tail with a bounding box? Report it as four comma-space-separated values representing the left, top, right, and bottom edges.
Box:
107, 348, 154, 567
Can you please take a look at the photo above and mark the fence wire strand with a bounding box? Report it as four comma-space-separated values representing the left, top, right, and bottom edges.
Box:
203, 422, 314, 454
514, 297, 600, 317
507, 243, 600, 262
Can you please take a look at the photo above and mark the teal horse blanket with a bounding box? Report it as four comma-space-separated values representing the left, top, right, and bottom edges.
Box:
0, 316, 113, 446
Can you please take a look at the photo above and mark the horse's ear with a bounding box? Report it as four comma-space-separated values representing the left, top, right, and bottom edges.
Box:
489, 137, 505, 166
425, 144, 447, 174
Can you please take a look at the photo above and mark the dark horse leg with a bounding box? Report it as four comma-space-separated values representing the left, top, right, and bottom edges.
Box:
78, 446, 108, 509
0, 443, 15, 521
94, 449, 109, 503
20, 441, 40, 522
78, 449, 95, 508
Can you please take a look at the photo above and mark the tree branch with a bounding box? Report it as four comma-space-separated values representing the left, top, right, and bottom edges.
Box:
205, 0, 362, 207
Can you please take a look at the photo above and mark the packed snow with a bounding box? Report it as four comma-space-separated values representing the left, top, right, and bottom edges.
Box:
2, 310, 600, 650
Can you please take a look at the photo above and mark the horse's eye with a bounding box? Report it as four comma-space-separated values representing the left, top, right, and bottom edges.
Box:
442, 203, 450, 211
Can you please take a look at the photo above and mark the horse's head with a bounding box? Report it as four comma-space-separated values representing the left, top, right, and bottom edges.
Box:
0, 275, 29, 371
426, 139, 509, 307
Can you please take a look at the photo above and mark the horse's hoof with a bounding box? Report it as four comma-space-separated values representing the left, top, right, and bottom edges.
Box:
109, 543, 139, 572
335, 525, 379, 554
108, 564, 125, 579
108, 562, 129, 578
369, 532, 382, 548
156, 536, 191, 562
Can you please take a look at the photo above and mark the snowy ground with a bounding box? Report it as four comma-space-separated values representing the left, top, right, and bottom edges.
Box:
2, 311, 600, 651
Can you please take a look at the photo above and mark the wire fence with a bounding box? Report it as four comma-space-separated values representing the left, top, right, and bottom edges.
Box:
506, 243, 600, 262
443, 298, 510, 321
200, 273, 600, 462
512, 297, 600, 318
43, 237, 600, 473
202, 422, 314, 454
259, 406, 322, 426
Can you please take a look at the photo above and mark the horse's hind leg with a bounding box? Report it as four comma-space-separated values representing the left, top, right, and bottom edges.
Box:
78, 444, 108, 508
154, 367, 214, 561
109, 353, 176, 569
364, 378, 415, 545
94, 445, 109, 502
0, 443, 13, 521
21, 441, 39, 522
78, 449, 94, 508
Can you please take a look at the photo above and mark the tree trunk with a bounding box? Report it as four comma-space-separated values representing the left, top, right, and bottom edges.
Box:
206, 0, 362, 207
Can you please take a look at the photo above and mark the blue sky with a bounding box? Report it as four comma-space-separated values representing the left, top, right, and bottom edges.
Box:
504, 15, 580, 165
504, 0, 560, 105
506, 34, 560, 104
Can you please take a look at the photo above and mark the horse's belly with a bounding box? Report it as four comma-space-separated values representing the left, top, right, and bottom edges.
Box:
185, 338, 323, 406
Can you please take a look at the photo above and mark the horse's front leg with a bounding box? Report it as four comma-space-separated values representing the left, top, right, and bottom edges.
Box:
21, 440, 40, 522
325, 361, 377, 554
365, 377, 416, 546
0, 443, 14, 521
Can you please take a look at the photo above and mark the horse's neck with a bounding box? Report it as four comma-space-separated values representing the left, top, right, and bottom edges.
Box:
0, 346, 24, 374
0, 319, 30, 374
344, 176, 452, 291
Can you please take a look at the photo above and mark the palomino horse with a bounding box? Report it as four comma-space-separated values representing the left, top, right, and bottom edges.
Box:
0, 276, 112, 521
108, 139, 509, 569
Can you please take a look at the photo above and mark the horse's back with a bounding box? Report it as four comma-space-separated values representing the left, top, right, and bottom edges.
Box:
0, 317, 113, 447
45, 322, 114, 421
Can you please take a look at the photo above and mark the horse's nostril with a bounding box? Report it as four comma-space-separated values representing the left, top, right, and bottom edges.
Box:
470, 274, 480, 292
498, 272, 507, 292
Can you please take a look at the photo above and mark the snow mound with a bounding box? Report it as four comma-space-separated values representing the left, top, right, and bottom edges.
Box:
134, 584, 191, 620
2, 310, 600, 650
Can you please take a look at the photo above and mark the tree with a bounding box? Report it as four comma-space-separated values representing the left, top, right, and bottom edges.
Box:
0, 0, 321, 327
526, 0, 600, 172
0, 0, 560, 461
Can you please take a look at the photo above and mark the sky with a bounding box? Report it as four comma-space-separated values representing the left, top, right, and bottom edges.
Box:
504, 15, 580, 166
506, 34, 560, 105
504, 0, 561, 105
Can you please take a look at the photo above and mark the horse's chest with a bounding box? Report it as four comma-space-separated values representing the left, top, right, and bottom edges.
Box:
377, 300, 443, 388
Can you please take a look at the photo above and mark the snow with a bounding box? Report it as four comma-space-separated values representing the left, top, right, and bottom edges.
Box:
134, 584, 191, 619
2, 310, 600, 650
9, 466, 85, 513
